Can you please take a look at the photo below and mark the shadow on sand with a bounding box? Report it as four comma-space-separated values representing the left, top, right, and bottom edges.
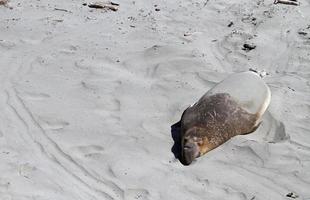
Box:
170, 120, 186, 165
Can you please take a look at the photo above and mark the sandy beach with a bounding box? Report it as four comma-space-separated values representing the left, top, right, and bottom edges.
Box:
1, 0, 310, 199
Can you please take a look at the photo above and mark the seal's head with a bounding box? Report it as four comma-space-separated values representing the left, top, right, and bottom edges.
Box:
181, 127, 213, 165
181, 135, 200, 165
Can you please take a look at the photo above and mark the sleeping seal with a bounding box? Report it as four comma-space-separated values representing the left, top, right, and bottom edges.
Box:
180, 71, 271, 165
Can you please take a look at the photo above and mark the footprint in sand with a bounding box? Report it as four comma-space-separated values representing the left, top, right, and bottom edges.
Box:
0, 39, 16, 49
59, 45, 79, 55
125, 189, 150, 200
37, 117, 70, 131
217, 31, 254, 70
297, 26, 310, 45
18, 163, 36, 179
293, 26, 310, 76
81, 79, 122, 95
21, 92, 50, 101
194, 179, 247, 200
69, 145, 105, 159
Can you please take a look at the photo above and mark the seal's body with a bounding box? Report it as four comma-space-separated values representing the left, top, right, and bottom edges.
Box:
180, 72, 271, 165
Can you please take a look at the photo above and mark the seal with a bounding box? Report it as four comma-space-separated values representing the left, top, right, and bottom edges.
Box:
180, 72, 271, 165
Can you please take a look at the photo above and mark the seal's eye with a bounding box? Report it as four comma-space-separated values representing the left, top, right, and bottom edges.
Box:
183, 138, 189, 145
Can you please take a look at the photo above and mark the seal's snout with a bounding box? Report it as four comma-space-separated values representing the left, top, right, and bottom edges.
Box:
182, 140, 200, 165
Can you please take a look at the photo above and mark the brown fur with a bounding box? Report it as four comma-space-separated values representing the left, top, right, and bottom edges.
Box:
181, 93, 259, 157
0, 0, 8, 5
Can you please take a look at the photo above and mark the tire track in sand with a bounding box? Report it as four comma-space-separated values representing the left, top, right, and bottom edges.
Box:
6, 88, 124, 200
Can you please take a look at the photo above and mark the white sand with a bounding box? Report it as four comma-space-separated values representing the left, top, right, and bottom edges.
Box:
1, 0, 310, 199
